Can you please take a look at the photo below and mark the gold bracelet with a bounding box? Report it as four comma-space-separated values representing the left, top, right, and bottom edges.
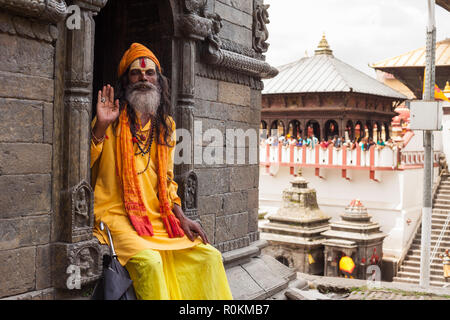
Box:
91, 127, 105, 144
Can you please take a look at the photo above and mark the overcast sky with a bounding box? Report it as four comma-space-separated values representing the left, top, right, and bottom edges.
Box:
264, 0, 450, 78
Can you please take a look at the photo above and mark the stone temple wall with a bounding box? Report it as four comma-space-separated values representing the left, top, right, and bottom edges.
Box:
0, 0, 289, 300
194, 77, 261, 251
178, 0, 269, 253
0, 12, 58, 299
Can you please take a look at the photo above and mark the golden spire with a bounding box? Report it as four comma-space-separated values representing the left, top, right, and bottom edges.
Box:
444, 81, 450, 94
314, 33, 333, 56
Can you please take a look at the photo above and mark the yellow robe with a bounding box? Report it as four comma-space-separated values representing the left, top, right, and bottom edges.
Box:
91, 116, 201, 266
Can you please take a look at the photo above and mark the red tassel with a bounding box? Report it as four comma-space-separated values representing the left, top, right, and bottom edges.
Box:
161, 214, 184, 238
129, 215, 154, 236
161, 216, 173, 238
168, 214, 184, 238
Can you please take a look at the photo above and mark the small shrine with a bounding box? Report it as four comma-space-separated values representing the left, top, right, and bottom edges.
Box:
259, 170, 330, 275
321, 200, 386, 279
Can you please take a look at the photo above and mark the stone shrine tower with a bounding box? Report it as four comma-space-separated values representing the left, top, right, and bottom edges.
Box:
260, 170, 330, 274
321, 200, 386, 280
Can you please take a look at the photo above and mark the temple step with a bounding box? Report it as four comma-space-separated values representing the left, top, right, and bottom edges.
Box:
401, 260, 444, 271
400, 265, 444, 276
394, 271, 446, 283
434, 200, 450, 206
393, 277, 447, 287
411, 240, 450, 249
432, 209, 450, 215
393, 176, 450, 288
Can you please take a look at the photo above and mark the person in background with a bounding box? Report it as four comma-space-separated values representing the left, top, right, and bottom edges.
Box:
297, 135, 303, 147
440, 249, 450, 287
311, 134, 318, 148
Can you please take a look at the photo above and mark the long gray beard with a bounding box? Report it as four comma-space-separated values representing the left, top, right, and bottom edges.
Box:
125, 82, 161, 116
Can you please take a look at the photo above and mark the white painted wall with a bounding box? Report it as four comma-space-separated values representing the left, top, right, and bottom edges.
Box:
441, 101, 450, 163
403, 130, 443, 152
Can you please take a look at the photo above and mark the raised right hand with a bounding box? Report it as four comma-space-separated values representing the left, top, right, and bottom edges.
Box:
96, 84, 120, 127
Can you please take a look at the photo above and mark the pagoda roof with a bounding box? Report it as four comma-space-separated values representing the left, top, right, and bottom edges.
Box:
263, 35, 407, 100
370, 38, 450, 99
370, 38, 450, 68
437, 0, 450, 11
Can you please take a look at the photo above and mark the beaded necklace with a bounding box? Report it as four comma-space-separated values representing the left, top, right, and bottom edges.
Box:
131, 116, 157, 175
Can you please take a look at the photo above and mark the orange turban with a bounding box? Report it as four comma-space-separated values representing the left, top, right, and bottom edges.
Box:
117, 42, 161, 78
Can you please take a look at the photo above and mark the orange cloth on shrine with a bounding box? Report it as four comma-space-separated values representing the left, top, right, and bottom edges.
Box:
118, 42, 161, 77
91, 116, 201, 266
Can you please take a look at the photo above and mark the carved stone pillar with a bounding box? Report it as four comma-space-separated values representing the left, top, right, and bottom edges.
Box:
174, 36, 199, 221
173, 1, 215, 221
53, 0, 108, 291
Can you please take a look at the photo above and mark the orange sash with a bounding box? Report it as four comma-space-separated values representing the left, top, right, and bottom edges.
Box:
116, 109, 184, 238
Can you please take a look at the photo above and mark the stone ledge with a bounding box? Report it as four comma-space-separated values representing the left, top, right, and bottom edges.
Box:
222, 243, 260, 268
225, 252, 297, 300
1, 288, 54, 300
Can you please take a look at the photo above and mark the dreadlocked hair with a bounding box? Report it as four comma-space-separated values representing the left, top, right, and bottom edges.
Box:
113, 68, 175, 148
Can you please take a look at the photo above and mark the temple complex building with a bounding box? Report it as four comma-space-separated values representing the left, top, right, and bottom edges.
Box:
259, 35, 448, 284
260, 34, 407, 143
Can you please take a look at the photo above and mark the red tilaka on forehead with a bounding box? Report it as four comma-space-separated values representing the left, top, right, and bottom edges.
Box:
140, 58, 146, 68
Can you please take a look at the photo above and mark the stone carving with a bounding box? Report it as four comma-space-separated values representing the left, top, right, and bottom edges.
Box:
74, 187, 89, 224
77, 247, 95, 277
183, 0, 207, 15
248, 231, 260, 243
179, 14, 212, 40
216, 236, 250, 253
53, 239, 103, 289
69, 245, 99, 281
75, 0, 108, 12
178, 171, 198, 221
0, 0, 68, 23
177, 0, 277, 81
202, 47, 278, 79
220, 38, 263, 60
64, 95, 91, 113
205, 12, 222, 47
70, 180, 94, 240
201, 11, 277, 80
196, 62, 264, 90
179, 0, 221, 41
185, 171, 198, 210
252, 3, 270, 53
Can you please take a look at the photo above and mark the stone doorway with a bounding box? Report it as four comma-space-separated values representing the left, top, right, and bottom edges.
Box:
92, 0, 175, 119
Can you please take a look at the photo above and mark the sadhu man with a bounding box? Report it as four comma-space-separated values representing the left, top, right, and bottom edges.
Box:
91, 43, 233, 300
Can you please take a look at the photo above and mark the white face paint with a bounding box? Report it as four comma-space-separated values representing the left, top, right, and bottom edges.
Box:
129, 57, 156, 77
126, 57, 161, 117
